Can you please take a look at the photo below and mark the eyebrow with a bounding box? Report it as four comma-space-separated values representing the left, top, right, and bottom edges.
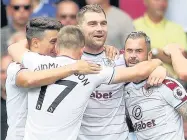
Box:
50, 38, 57, 42
101, 20, 107, 23
136, 48, 143, 51
88, 21, 97, 23
87, 20, 107, 23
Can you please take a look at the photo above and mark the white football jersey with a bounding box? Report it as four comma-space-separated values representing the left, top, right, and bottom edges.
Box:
124, 77, 187, 140
78, 52, 129, 140
21, 52, 115, 140
6, 62, 28, 140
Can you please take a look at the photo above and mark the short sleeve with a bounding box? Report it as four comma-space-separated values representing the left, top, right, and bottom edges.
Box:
22, 52, 54, 71
161, 78, 187, 109
6, 62, 24, 85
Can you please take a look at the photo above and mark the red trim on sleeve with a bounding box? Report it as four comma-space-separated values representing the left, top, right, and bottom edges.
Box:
182, 96, 187, 102
163, 79, 187, 103
163, 79, 178, 91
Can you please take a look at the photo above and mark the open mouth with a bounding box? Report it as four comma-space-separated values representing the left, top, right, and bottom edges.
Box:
94, 35, 104, 38
129, 61, 138, 64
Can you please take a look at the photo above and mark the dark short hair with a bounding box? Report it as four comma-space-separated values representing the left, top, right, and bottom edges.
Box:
77, 4, 106, 25
26, 17, 62, 43
125, 31, 151, 52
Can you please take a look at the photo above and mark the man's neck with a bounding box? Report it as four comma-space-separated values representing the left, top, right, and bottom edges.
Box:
58, 49, 80, 60
147, 13, 163, 24
84, 46, 104, 55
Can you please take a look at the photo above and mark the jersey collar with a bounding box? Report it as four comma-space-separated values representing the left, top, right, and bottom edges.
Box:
83, 50, 104, 56
132, 80, 147, 89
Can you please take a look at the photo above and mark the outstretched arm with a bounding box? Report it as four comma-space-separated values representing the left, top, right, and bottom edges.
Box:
111, 59, 162, 84
9, 40, 101, 88
16, 60, 101, 88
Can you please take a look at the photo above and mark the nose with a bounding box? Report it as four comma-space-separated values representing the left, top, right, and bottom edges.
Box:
96, 24, 103, 31
19, 7, 26, 13
130, 51, 137, 58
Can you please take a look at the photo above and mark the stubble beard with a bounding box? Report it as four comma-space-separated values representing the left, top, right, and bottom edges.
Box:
85, 38, 105, 52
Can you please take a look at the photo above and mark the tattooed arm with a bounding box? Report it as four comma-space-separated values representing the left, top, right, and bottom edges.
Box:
177, 102, 187, 121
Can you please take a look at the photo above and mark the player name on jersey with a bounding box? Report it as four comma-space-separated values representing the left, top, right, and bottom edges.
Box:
74, 73, 90, 86
33, 62, 91, 86
34, 63, 60, 71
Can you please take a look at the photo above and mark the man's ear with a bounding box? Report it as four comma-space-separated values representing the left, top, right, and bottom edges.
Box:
148, 51, 153, 60
31, 38, 39, 48
80, 47, 84, 56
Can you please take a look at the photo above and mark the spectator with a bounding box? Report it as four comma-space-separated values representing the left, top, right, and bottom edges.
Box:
55, 0, 79, 26
134, 0, 187, 78
1, 54, 12, 140
86, 0, 134, 50
165, 0, 187, 35
31, 0, 56, 18
1, 0, 32, 55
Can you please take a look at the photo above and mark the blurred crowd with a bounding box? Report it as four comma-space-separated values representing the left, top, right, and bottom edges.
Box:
1, 0, 187, 140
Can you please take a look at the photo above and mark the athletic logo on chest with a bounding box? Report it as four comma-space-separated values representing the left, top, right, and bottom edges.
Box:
102, 58, 115, 67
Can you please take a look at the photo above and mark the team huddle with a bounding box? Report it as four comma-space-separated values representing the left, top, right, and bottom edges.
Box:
5, 4, 187, 140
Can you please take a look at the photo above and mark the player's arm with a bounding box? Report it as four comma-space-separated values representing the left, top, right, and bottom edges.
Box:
161, 78, 187, 120
8, 39, 29, 63
152, 48, 172, 64
145, 66, 167, 88
111, 59, 162, 84
171, 49, 187, 81
16, 60, 101, 88
164, 44, 187, 81
176, 102, 187, 121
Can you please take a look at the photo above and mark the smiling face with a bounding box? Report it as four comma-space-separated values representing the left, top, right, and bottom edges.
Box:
26, 17, 62, 57
79, 11, 107, 51
31, 30, 59, 57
